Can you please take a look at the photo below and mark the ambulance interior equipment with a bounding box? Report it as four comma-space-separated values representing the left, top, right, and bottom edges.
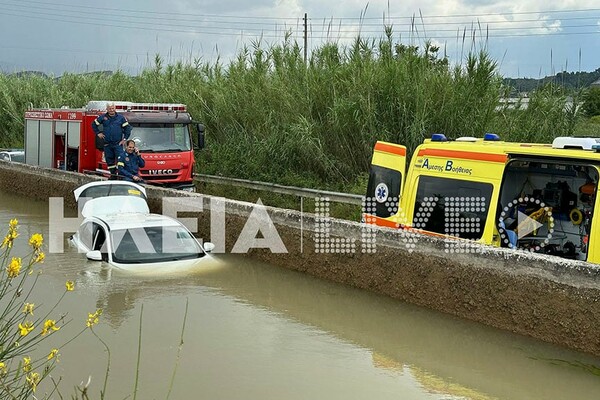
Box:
498, 159, 597, 260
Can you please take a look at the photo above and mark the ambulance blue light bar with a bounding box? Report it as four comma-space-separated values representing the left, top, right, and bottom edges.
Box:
431, 133, 448, 142
484, 133, 500, 141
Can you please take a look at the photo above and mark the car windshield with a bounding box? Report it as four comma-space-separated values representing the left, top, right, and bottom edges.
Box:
130, 123, 191, 152
78, 184, 146, 200
111, 226, 205, 264
11, 153, 24, 163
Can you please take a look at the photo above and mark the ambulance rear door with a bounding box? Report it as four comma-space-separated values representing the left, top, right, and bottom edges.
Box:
364, 141, 406, 227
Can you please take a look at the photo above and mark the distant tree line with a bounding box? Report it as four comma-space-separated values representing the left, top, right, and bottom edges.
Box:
503, 68, 600, 94
8, 67, 600, 96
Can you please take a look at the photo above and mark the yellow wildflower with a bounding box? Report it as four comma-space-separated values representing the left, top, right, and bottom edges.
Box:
22, 356, 31, 372
28, 233, 43, 250
47, 348, 59, 361
7, 257, 22, 278
1, 230, 18, 249
65, 280, 75, 291
86, 309, 103, 328
41, 319, 60, 336
18, 321, 34, 336
2, 220, 19, 248
0, 362, 6, 376
33, 252, 45, 264
26, 372, 40, 393
22, 303, 35, 315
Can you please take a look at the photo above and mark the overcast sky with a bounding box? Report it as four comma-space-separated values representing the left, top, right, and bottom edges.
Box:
0, 0, 599, 78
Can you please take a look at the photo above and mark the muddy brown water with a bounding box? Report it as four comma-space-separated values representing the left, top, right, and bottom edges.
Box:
2, 190, 600, 399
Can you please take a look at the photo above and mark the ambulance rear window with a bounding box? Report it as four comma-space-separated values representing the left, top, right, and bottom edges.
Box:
413, 176, 493, 240
365, 165, 402, 218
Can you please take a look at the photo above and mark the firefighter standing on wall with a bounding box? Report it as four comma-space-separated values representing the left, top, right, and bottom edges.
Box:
92, 102, 132, 179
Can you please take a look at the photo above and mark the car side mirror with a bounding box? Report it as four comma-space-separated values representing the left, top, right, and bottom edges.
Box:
195, 123, 205, 150
203, 242, 215, 253
86, 250, 103, 261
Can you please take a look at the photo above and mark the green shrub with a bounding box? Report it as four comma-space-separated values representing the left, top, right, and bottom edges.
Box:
589, 115, 600, 124
582, 87, 600, 117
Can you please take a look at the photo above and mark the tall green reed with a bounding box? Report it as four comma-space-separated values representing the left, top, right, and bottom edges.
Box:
0, 33, 581, 190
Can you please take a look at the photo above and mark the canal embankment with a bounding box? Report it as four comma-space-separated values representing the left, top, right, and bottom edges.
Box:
1, 160, 599, 357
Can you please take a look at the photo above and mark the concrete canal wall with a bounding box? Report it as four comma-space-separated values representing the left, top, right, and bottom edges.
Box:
1, 161, 600, 356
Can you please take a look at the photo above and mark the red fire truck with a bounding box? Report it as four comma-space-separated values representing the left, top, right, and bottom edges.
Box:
24, 100, 204, 191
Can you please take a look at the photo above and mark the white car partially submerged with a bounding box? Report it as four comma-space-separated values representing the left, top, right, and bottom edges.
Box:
71, 181, 215, 272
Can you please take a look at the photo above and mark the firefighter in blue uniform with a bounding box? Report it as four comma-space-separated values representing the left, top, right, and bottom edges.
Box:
117, 140, 145, 182
92, 102, 132, 179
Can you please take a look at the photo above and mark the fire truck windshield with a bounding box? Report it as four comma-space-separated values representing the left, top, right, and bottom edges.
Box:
129, 123, 192, 152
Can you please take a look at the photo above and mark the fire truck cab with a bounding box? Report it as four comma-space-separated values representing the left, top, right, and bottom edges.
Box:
24, 100, 204, 191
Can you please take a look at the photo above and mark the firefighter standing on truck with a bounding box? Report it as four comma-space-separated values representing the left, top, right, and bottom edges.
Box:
92, 102, 132, 179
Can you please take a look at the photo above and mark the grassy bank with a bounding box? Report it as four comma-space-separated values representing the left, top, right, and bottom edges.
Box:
0, 36, 596, 193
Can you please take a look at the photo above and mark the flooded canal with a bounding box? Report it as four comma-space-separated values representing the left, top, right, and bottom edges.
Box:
1, 189, 600, 399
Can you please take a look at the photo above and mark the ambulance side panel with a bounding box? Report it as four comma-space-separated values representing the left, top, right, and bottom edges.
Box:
400, 144, 506, 244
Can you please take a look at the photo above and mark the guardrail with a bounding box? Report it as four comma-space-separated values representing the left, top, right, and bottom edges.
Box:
194, 174, 364, 205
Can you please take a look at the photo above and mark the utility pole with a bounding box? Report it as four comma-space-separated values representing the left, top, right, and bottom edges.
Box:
303, 13, 308, 64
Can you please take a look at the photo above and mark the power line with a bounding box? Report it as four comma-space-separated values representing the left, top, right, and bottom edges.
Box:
0, 10, 291, 38
0, 0, 597, 65
3, 0, 600, 22
0, 0, 298, 20
0, 6, 597, 44
0, 5, 598, 38
1, 0, 599, 36
0, 7, 288, 33
342, 8, 600, 20
0, 0, 301, 26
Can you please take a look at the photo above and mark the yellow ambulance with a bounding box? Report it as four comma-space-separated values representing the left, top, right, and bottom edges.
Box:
365, 134, 600, 263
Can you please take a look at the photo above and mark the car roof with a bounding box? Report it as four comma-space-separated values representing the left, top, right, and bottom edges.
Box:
81, 196, 150, 217
92, 213, 184, 231
0, 148, 24, 154
74, 181, 147, 202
